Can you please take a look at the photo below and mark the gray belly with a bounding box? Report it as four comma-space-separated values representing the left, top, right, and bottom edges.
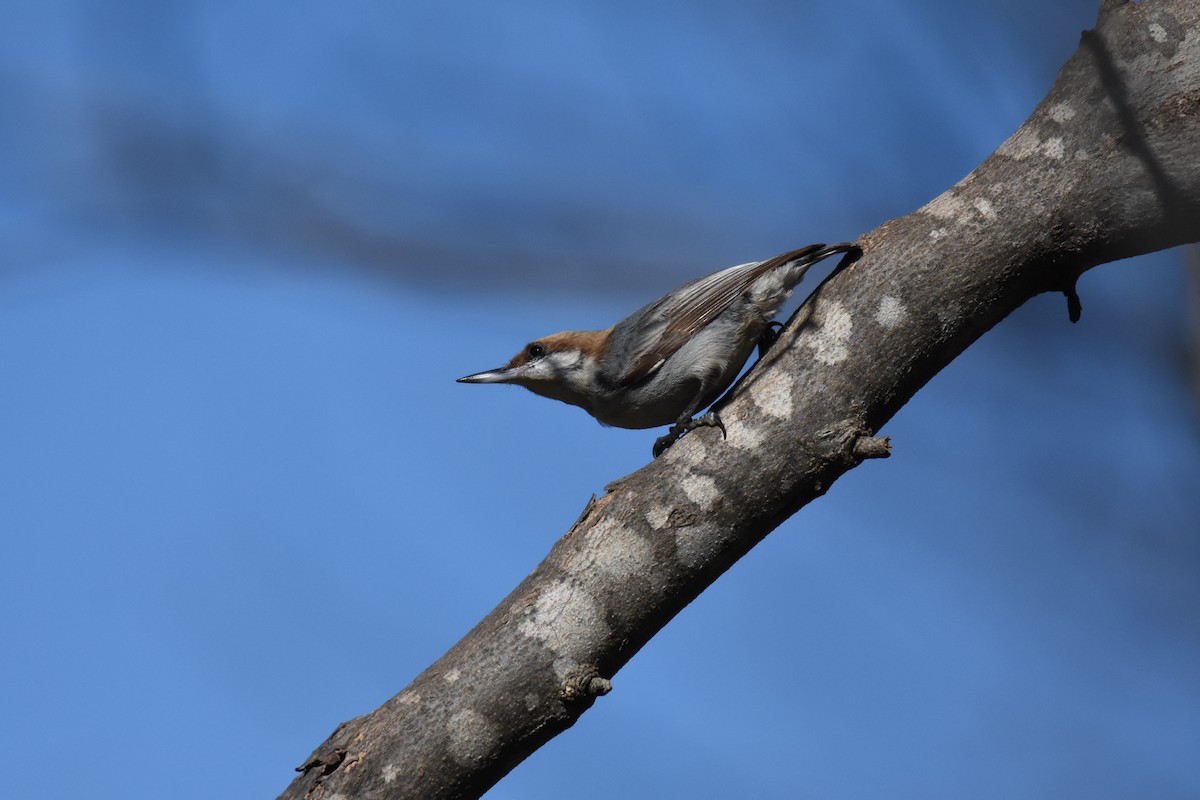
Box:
590, 317, 763, 429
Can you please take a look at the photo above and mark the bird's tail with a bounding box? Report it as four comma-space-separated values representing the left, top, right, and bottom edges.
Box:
754, 241, 863, 293
778, 241, 862, 272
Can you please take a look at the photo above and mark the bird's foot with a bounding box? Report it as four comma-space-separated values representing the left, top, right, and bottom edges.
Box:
757, 321, 784, 358
651, 412, 726, 458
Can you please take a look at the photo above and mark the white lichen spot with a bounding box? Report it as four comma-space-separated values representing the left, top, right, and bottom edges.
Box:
517, 578, 608, 678
586, 517, 652, 581
645, 505, 673, 530
681, 473, 720, 512
804, 301, 853, 365
929, 227, 948, 241
973, 198, 997, 221
399, 691, 421, 705
382, 763, 400, 784
725, 416, 765, 452
1042, 137, 1065, 159
1048, 102, 1076, 123
524, 693, 540, 711
751, 373, 794, 420
447, 709, 500, 768
875, 296, 907, 329
444, 668, 461, 684
1149, 22, 1168, 43
921, 192, 967, 221
1051, 103, 1080, 123
997, 126, 1040, 160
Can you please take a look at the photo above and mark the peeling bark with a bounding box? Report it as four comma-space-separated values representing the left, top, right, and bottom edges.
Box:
280, 2, 1200, 798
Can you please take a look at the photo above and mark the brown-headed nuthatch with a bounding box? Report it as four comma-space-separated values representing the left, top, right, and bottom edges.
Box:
459, 242, 861, 456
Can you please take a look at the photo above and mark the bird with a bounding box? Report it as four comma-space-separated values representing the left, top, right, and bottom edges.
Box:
458, 242, 861, 456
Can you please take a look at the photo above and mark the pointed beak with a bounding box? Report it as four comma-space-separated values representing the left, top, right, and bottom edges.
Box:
457, 367, 519, 384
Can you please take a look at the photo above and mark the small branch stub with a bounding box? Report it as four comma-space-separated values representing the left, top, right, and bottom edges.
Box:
1064, 285, 1083, 323
295, 747, 347, 777
852, 436, 892, 460
561, 667, 613, 702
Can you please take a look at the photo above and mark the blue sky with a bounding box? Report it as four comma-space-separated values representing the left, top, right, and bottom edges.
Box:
2, 2, 1198, 798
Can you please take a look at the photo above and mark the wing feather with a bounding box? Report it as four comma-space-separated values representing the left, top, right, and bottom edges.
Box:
615, 243, 835, 386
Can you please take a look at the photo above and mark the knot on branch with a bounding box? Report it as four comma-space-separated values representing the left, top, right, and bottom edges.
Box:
852, 435, 892, 461
295, 746, 348, 777
561, 666, 612, 703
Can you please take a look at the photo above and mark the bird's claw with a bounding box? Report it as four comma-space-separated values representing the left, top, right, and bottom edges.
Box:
757, 321, 784, 358
693, 411, 726, 439
651, 411, 726, 457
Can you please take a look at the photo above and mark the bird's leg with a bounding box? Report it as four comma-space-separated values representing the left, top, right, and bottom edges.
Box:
757, 321, 785, 358
651, 375, 730, 458
652, 428, 681, 458
652, 410, 727, 458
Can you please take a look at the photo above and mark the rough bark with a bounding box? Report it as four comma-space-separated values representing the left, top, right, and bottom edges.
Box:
281, 2, 1200, 798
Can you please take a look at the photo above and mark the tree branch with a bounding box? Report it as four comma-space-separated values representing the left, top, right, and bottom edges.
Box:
280, 2, 1200, 798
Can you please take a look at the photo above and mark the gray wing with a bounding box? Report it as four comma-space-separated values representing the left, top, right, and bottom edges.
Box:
614, 244, 828, 387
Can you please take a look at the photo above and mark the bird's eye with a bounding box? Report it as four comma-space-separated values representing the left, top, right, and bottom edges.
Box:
526, 343, 545, 359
